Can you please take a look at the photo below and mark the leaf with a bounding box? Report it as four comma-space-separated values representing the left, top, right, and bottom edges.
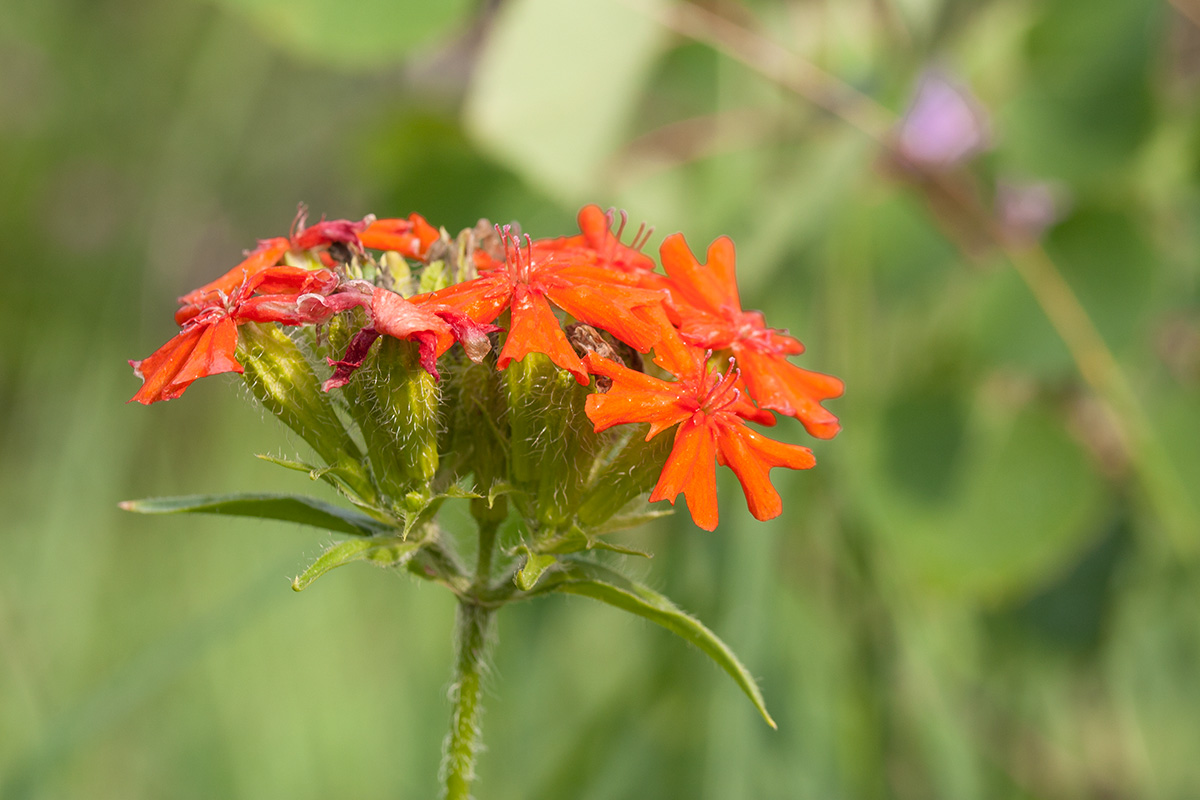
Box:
397, 485, 478, 539
463, 0, 668, 201
589, 504, 674, 535
537, 559, 775, 728
487, 481, 521, 508
120, 493, 390, 537
441, 485, 483, 500
291, 537, 422, 591
256, 453, 317, 474
212, 0, 474, 71
255, 453, 378, 508
535, 525, 653, 558
514, 548, 558, 591
862, 403, 1107, 599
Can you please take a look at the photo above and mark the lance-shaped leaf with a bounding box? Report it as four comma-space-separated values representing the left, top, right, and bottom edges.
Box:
120, 493, 391, 537
534, 559, 776, 728
292, 537, 422, 591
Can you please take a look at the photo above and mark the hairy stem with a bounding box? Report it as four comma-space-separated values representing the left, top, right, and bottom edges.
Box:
441, 600, 494, 800
441, 515, 502, 799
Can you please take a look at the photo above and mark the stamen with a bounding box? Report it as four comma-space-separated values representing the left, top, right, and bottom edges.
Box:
700, 357, 741, 413
524, 233, 534, 282
632, 223, 654, 252
290, 202, 309, 241
499, 224, 513, 268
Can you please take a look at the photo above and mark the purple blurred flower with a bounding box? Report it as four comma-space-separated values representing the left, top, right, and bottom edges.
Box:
895, 70, 991, 169
996, 180, 1069, 242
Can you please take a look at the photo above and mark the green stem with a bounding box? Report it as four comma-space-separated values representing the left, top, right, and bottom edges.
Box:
474, 518, 500, 586
441, 599, 494, 800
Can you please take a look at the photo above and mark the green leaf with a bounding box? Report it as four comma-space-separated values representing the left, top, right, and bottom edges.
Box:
291, 537, 422, 591
537, 559, 775, 728
589, 503, 674, 536
212, 0, 474, 71
255, 453, 314, 473
514, 548, 558, 591
534, 525, 653, 558
441, 485, 483, 500
464, 0, 668, 201
119, 493, 390, 538
254, 453, 377, 508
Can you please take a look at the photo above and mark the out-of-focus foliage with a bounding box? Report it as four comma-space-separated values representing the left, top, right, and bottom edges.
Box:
2, 0, 1199, 797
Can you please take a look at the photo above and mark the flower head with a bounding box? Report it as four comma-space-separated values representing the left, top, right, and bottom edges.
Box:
660, 233, 843, 439
414, 226, 666, 384
583, 318, 813, 530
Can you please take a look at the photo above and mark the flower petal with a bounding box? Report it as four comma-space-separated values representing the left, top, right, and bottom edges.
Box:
497, 286, 588, 383
649, 417, 720, 531
583, 353, 693, 437
544, 279, 665, 353
371, 288, 453, 349
716, 422, 815, 521
291, 217, 369, 251
660, 233, 740, 314
128, 316, 242, 404
411, 274, 513, 325
360, 213, 440, 259
324, 328, 382, 391
733, 345, 843, 439
178, 237, 291, 308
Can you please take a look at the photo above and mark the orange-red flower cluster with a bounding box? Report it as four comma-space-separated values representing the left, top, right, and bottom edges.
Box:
130, 206, 842, 530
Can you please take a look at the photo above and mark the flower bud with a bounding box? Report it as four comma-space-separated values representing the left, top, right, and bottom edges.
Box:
577, 425, 672, 528
361, 336, 440, 503
505, 353, 599, 530
237, 322, 374, 500
440, 356, 509, 525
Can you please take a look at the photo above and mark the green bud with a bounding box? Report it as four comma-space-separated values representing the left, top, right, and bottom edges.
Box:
380, 252, 414, 296
535, 369, 599, 528
506, 354, 600, 530
236, 322, 373, 501
440, 357, 509, 525
506, 353, 558, 488
418, 260, 451, 293
360, 336, 440, 504
577, 425, 672, 528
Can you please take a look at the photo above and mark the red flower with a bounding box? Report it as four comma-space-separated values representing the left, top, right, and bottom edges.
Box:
290, 212, 442, 262
583, 319, 814, 531
177, 237, 292, 311
130, 267, 346, 404
413, 228, 667, 384
323, 287, 500, 389
290, 216, 370, 252
360, 214, 441, 260
659, 233, 843, 439
533, 205, 659, 274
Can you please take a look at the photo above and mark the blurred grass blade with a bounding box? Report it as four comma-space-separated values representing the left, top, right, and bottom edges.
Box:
539, 559, 776, 728
292, 538, 422, 591
119, 494, 390, 537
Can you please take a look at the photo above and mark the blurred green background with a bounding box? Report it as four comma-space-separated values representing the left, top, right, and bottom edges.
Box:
3, 0, 1199, 797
